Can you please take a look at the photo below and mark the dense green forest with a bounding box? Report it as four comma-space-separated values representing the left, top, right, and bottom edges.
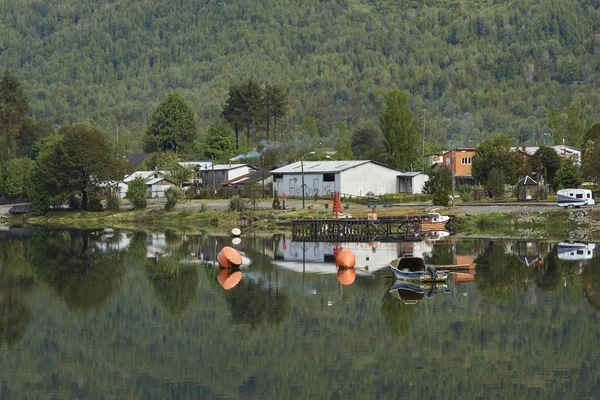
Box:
1, 0, 600, 153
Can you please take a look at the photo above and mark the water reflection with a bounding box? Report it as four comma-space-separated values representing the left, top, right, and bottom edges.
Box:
2, 228, 600, 398
31, 230, 127, 312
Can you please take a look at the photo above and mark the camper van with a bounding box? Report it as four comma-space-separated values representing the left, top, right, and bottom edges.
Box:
557, 189, 595, 208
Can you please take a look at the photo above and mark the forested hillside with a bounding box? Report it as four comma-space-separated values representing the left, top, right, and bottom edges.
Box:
1, 0, 599, 152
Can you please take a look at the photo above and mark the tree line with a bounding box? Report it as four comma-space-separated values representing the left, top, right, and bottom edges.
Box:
1, 0, 600, 154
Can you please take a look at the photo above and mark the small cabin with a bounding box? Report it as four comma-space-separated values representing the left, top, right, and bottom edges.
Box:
517, 175, 539, 201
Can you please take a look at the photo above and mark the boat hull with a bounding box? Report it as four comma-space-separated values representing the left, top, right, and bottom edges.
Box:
389, 265, 449, 282
419, 221, 449, 231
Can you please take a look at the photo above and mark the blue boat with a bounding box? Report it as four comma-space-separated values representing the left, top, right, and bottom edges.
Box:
389, 254, 449, 282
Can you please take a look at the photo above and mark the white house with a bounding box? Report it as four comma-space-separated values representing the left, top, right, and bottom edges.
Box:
119, 170, 167, 198
397, 171, 430, 194
510, 145, 582, 166
271, 160, 405, 198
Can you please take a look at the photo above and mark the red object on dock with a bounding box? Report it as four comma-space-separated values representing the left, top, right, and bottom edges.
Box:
333, 191, 342, 219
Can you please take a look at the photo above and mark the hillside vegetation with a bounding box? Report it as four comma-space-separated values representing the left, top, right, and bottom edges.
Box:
1, 0, 599, 151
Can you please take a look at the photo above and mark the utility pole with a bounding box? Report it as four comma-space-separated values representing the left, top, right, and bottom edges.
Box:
451, 147, 456, 207
211, 158, 216, 199
422, 110, 426, 172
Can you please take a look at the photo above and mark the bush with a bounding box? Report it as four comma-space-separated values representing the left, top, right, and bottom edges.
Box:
88, 193, 104, 211
272, 189, 281, 209
199, 188, 210, 199
106, 189, 121, 211
164, 186, 181, 211
229, 196, 248, 211
126, 177, 147, 209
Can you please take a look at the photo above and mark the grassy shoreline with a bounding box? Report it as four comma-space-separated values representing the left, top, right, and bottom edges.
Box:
6, 201, 600, 240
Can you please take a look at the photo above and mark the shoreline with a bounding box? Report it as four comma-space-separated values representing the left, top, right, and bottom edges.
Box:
2, 199, 599, 240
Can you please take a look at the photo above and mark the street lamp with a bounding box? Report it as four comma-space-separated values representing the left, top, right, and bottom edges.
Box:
301, 151, 315, 209
543, 131, 554, 146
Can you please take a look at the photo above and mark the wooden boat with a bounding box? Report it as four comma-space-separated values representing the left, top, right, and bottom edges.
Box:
419, 208, 450, 231
389, 254, 449, 282
389, 281, 449, 304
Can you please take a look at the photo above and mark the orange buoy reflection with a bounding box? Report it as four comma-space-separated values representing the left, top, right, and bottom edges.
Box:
218, 267, 243, 290
337, 267, 356, 286
217, 246, 243, 268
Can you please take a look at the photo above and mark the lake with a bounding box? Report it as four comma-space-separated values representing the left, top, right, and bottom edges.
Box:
1, 227, 599, 399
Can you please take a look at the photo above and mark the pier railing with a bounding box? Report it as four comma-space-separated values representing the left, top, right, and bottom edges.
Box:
291, 215, 451, 242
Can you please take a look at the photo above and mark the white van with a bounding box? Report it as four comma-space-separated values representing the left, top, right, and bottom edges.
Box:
557, 189, 595, 208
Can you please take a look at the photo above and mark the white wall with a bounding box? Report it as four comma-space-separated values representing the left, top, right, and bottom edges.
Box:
227, 166, 255, 180
275, 173, 339, 198
412, 174, 429, 194
339, 163, 399, 197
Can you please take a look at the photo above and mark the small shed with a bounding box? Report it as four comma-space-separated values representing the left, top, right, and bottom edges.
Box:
146, 177, 177, 198
517, 175, 538, 200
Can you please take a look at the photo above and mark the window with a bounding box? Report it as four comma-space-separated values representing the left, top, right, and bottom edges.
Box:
576, 193, 583, 199
446, 158, 451, 165
461, 157, 472, 165
323, 173, 335, 182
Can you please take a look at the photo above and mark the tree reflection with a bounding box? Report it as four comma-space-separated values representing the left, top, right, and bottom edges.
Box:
424, 243, 454, 265
224, 279, 290, 327
31, 230, 126, 312
380, 286, 419, 337
533, 250, 562, 293
0, 292, 31, 347
475, 241, 532, 300
581, 256, 600, 311
145, 257, 199, 318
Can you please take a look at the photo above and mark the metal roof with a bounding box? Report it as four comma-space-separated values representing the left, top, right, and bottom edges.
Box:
398, 171, 427, 177
270, 160, 371, 174
146, 177, 175, 185
209, 164, 253, 171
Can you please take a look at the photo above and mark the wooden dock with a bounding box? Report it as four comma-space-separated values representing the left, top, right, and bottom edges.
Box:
291, 215, 453, 242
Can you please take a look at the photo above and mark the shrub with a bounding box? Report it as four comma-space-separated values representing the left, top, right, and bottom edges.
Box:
88, 193, 104, 211
229, 196, 248, 211
106, 189, 121, 211
199, 188, 210, 199
164, 186, 181, 211
272, 189, 281, 209
126, 177, 147, 209
460, 191, 471, 203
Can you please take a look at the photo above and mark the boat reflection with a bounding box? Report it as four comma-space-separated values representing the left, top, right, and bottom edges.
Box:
389, 281, 450, 304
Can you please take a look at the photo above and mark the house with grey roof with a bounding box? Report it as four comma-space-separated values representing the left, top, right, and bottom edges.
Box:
271, 160, 425, 198
199, 164, 258, 195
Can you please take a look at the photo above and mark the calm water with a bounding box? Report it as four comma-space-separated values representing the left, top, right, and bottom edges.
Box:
1, 227, 600, 399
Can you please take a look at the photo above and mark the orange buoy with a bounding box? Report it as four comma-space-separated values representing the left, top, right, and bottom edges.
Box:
335, 249, 356, 269
218, 268, 243, 290
217, 246, 242, 268
337, 267, 356, 286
